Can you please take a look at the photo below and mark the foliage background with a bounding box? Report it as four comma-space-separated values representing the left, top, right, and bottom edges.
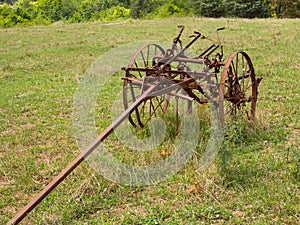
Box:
0, 0, 300, 27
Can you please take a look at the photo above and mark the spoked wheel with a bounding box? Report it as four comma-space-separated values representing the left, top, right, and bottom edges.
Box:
220, 51, 257, 123
123, 44, 167, 127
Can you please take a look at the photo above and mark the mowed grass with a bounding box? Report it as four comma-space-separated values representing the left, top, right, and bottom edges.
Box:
0, 17, 299, 224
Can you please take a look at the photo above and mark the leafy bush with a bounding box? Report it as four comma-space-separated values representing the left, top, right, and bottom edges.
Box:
0, 1, 34, 27
0, 3, 13, 27
192, 0, 225, 18
72, 0, 104, 22
147, 0, 191, 18
34, 0, 80, 22
99, 6, 130, 21
130, 0, 163, 19
149, 3, 185, 18
224, 0, 269, 18
0, 0, 299, 28
71, 0, 131, 22
281, 0, 300, 18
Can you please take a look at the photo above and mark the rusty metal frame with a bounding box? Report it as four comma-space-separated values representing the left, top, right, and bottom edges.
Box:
8, 26, 262, 224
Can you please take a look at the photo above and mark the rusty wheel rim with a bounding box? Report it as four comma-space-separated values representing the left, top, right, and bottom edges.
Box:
220, 51, 257, 123
123, 44, 166, 127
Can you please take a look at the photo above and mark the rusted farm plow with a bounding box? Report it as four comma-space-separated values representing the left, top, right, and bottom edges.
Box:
8, 26, 262, 224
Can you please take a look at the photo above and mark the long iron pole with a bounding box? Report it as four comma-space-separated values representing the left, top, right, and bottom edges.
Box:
8, 84, 158, 225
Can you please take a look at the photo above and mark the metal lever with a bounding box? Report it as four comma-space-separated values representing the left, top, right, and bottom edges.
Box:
189, 31, 201, 38
173, 25, 185, 50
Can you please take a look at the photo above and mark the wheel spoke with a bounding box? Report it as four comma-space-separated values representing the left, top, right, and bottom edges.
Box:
140, 51, 147, 67
235, 53, 239, 78
123, 44, 171, 127
232, 55, 237, 77
220, 51, 257, 123
243, 81, 253, 93
134, 60, 143, 78
244, 71, 251, 92
150, 100, 154, 117
241, 55, 245, 92
147, 45, 150, 67
130, 73, 137, 78
157, 97, 165, 111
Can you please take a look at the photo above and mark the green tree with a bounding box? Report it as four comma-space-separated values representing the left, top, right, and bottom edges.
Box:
0, 0, 36, 27
0, 0, 18, 4
130, 0, 173, 18
99, 5, 130, 21
192, 0, 225, 18
130, 0, 146, 18
110, 0, 131, 8
0, 3, 13, 27
72, 0, 131, 22
72, 0, 104, 22
264, 0, 300, 18
35, 0, 81, 22
224, 0, 269, 18
133, 0, 191, 19
283, 0, 300, 18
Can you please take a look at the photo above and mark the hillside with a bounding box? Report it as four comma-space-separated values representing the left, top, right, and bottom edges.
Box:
0, 17, 299, 224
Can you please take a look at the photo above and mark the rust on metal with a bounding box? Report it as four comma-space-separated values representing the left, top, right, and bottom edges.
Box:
9, 26, 262, 224
8, 85, 158, 225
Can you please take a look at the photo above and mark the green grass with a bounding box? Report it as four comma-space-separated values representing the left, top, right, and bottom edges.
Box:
1, 17, 299, 224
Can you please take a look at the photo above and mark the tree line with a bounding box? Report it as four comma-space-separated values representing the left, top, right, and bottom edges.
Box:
1, 0, 299, 28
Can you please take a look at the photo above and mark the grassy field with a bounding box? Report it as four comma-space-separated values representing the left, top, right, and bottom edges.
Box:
0, 17, 299, 224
